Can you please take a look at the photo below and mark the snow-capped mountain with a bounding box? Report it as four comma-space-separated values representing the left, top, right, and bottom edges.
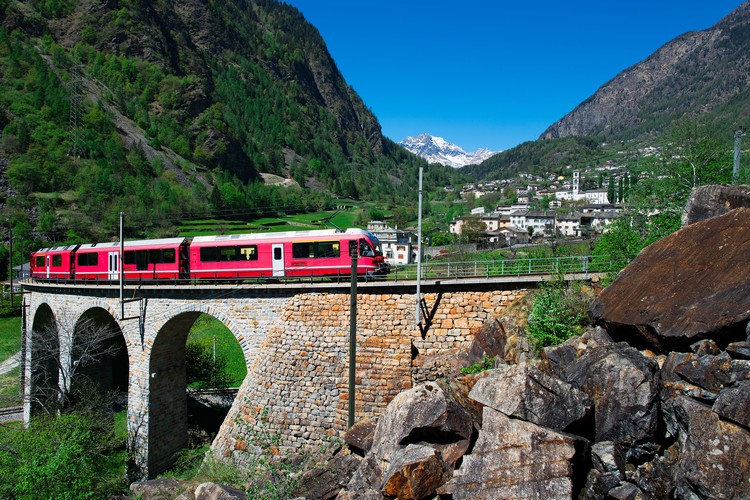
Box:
399, 133, 498, 168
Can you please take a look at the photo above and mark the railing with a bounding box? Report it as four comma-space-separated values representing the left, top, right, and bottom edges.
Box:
389, 255, 614, 281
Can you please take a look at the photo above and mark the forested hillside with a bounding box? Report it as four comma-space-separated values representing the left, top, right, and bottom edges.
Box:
0, 0, 463, 254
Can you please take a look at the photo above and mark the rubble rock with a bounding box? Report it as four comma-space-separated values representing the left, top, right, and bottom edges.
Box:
380, 445, 448, 500
666, 396, 750, 498
129, 478, 186, 499
683, 184, 750, 225
591, 207, 750, 353
469, 363, 591, 432
291, 454, 360, 500
343, 418, 376, 455
343, 383, 472, 497
439, 406, 586, 499
194, 482, 246, 499
560, 341, 660, 461
712, 379, 750, 427
673, 351, 750, 392
590, 441, 625, 479
726, 340, 750, 359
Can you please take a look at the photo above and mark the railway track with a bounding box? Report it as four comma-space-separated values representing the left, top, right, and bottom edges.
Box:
0, 406, 23, 421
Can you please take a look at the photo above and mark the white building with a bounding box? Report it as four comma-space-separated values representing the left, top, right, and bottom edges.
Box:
555, 171, 611, 204
366, 221, 417, 265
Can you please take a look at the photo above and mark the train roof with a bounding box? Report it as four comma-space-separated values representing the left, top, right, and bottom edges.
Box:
191, 228, 371, 244
33, 245, 79, 253
77, 237, 187, 250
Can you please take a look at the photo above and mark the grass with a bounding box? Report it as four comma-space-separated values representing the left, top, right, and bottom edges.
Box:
0, 316, 21, 361
0, 367, 21, 407
177, 208, 367, 238
188, 314, 247, 387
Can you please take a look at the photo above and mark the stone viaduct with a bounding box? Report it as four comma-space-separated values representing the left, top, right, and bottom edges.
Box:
20, 277, 561, 478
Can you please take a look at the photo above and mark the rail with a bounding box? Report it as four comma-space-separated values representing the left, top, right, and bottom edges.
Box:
25, 255, 614, 286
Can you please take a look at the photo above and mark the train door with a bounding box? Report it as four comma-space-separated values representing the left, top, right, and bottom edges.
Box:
272, 244, 285, 277
108, 251, 119, 280
46, 255, 51, 279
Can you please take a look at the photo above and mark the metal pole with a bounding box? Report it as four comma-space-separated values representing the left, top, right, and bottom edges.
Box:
348, 242, 358, 428
9, 229, 13, 308
120, 212, 124, 319
733, 130, 744, 185
416, 166, 423, 323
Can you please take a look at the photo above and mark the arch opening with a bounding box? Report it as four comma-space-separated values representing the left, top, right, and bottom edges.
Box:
147, 311, 247, 476
29, 303, 59, 415
70, 307, 128, 409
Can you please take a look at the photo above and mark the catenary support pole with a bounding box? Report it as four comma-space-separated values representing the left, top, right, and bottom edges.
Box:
348, 241, 358, 428
416, 166, 423, 324
120, 211, 124, 319
734, 129, 745, 185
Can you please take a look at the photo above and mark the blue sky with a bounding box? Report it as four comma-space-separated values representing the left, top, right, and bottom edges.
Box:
284, 0, 744, 152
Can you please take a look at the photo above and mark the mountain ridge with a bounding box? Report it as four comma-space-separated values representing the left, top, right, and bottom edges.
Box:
540, 1, 750, 141
399, 133, 497, 168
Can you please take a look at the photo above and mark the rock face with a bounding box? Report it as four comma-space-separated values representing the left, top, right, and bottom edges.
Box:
590, 207, 750, 352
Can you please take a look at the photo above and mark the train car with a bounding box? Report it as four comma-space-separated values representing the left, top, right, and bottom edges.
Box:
74, 238, 188, 281
30, 245, 79, 280
188, 228, 388, 280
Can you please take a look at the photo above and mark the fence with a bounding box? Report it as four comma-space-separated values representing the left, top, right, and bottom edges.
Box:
389, 255, 615, 281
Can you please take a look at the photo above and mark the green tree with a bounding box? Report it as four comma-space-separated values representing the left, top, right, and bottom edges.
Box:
460, 215, 486, 244
186, 342, 233, 389
0, 400, 126, 498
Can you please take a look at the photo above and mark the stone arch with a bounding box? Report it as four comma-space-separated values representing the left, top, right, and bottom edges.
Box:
145, 304, 252, 476
28, 302, 59, 415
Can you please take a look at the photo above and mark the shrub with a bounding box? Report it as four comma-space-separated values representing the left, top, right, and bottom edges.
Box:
526, 279, 594, 351
460, 355, 496, 375
0, 411, 126, 498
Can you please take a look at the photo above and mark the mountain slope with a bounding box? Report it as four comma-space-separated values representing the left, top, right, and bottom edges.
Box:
541, 1, 750, 141
0, 0, 463, 244
399, 133, 497, 168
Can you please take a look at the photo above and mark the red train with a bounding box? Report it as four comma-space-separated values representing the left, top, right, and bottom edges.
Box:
30, 229, 389, 281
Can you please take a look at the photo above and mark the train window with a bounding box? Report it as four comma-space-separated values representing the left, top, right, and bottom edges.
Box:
219, 247, 237, 261
240, 246, 258, 260
317, 241, 340, 258
35, 256, 45, 267
52, 255, 62, 267
162, 249, 176, 263
77, 252, 99, 266
124, 251, 135, 265
200, 247, 219, 262
360, 239, 375, 257
274, 247, 282, 260
292, 241, 340, 259
293, 242, 314, 259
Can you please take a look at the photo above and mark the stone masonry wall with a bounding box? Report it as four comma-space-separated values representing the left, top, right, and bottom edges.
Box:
213, 288, 526, 463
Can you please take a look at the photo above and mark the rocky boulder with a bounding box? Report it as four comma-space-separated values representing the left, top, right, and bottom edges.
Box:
343, 383, 472, 499
469, 362, 591, 432
439, 407, 586, 499
683, 184, 750, 225
590, 207, 750, 352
